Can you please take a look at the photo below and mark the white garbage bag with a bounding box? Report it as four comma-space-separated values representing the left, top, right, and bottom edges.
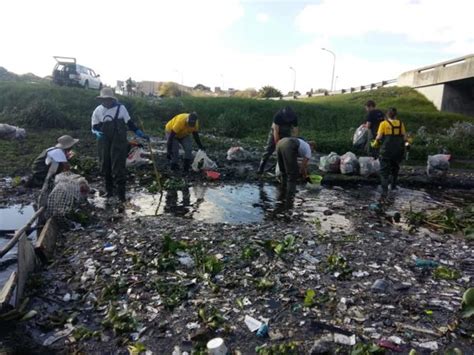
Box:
126, 146, 151, 168
427, 154, 450, 178
353, 125, 368, 149
0, 123, 26, 140
192, 150, 217, 172
319, 152, 341, 173
226, 146, 252, 161
340, 152, 359, 175
359, 157, 380, 177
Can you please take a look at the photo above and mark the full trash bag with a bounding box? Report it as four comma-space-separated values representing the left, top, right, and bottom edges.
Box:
427, 154, 450, 178
126, 146, 151, 168
192, 150, 217, 172
340, 152, 359, 175
353, 125, 368, 149
319, 152, 341, 173
226, 146, 252, 161
0, 123, 26, 140
359, 156, 380, 177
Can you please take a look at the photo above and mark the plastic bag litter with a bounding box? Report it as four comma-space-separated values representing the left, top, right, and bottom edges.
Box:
353, 125, 368, 149
192, 150, 217, 172
0, 123, 26, 140
226, 146, 252, 161
359, 157, 380, 177
427, 154, 450, 178
126, 146, 151, 168
340, 152, 359, 175
319, 152, 341, 173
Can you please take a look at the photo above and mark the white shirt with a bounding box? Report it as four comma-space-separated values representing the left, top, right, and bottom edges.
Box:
45, 148, 67, 165
297, 139, 312, 159
91, 104, 131, 128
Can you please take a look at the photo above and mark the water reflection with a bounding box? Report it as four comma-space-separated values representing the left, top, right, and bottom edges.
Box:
128, 183, 285, 224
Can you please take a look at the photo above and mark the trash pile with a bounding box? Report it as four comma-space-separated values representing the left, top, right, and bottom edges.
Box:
319, 152, 380, 177
15, 184, 474, 354
0, 123, 26, 140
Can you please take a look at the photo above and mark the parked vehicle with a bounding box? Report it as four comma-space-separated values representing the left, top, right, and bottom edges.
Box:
52, 56, 102, 90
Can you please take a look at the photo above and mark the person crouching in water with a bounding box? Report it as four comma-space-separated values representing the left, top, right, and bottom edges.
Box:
276, 137, 314, 199
372, 107, 407, 200
165, 112, 204, 173
258, 106, 299, 174
26, 135, 79, 188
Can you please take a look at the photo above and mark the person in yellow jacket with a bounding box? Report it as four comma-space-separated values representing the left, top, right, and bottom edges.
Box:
372, 107, 407, 200
165, 112, 204, 172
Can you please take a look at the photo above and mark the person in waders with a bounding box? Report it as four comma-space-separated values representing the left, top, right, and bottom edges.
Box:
257, 106, 299, 174
91, 87, 149, 202
165, 112, 204, 173
372, 107, 407, 200
276, 137, 313, 199
25, 135, 79, 188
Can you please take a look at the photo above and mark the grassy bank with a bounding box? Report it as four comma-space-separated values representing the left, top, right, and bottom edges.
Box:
0, 81, 473, 176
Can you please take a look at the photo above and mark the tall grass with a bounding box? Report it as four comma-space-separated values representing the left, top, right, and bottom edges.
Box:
0, 82, 473, 176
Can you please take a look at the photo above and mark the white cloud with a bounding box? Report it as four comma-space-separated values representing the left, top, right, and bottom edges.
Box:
0, 0, 245, 86
296, 0, 474, 54
1, 0, 463, 94
256, 13, 269, 23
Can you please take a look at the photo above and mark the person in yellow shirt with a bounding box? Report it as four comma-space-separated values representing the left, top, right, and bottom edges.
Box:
165, 112, 204, 172
372, 107, 407, 200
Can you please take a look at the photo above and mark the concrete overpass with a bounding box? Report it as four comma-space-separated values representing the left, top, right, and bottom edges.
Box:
397, 54, 474, 116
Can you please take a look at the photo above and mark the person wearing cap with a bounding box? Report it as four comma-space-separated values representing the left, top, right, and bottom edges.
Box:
276, 137, 314, 198
26, 135, 79, 188
258, 106, 299, 174
165, 112, 204, 173
91, 87, 149, 201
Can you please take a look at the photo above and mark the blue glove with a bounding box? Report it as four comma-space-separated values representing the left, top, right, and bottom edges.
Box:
93, 130, 104, 140
135, 129, 150, 141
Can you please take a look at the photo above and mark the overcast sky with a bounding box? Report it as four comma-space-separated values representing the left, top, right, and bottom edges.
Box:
1, 0, 473, 93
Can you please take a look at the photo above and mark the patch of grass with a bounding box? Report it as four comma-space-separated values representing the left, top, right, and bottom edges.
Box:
1, 82, 473, 177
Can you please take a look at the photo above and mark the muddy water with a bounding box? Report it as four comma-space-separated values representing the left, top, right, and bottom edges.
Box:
90, 183, 474, 228
126, 183, 279, 223
0, 204, 36, 285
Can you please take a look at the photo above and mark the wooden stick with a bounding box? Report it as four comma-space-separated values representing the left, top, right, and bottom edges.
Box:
137, 116, 162, 192
0, 207, 45, 258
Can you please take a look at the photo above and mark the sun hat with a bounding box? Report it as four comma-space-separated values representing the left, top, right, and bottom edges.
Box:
96, 87, 117, 100
56, 135, 79, 150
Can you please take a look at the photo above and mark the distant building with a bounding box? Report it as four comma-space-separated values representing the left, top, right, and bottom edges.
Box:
137, 81, 161, 96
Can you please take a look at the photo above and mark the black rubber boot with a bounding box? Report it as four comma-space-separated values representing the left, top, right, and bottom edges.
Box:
170, 163, 180, 171
100, 179, 114, 197
390, 176, 398, 190
183, 159, 192, 174
257, 159, 267, 174
116, 185, 126, 202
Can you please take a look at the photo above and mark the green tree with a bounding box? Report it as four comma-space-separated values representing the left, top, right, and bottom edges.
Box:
258, 85, 282, 99
159, 82, 189, 98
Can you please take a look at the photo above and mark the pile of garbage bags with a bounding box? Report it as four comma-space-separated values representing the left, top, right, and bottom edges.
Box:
319, 152, 379, 177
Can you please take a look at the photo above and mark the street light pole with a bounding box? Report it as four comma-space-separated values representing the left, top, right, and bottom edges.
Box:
289, 66, 296, 98
321, 48, 336, 92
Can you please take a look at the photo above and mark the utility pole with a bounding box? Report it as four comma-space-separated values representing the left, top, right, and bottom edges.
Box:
289, 66, 296, 98
321, 48, 336, 92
